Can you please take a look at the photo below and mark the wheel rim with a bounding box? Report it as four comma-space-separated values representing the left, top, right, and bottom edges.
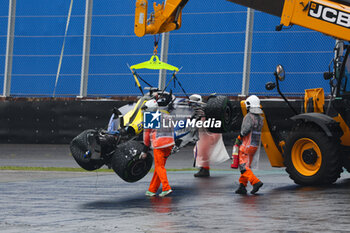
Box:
291, 138, 322, 176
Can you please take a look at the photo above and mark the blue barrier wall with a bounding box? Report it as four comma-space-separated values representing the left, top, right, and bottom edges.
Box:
0, 0, 335, 97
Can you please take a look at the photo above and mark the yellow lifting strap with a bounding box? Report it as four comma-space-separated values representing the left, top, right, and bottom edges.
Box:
130, 55, 179, 71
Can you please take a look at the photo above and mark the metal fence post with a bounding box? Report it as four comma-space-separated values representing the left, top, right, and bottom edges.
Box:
3, 0, 16, 97
158, 32, 170, 90
79, 0, 93, 97
241, 8, 254, 97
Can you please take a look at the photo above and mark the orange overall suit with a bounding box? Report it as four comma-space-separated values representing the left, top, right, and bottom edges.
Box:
238, 112, 263, 188
144, 112, 174, 194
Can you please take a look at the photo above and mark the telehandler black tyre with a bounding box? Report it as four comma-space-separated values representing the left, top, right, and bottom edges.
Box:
111, 140, 153, 182
341, 152, 350, 172
284, 123, 342, 185
70, 129, 105, 171
204, 96, 235, 133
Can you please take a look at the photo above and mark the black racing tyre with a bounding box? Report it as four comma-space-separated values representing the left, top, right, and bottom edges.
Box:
204, 96, 235, 133
70, 129, 105, 171
284, 123, 342, 185
111, 140, 153, 182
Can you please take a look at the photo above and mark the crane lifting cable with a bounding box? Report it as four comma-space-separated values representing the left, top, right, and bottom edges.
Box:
128, 52, 187, 97
131, 34, 178, 71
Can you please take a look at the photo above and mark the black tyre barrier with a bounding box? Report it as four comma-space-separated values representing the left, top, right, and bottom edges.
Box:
205, 96, 235, 133
70, 129, 105, 171
111, 140, 153, 182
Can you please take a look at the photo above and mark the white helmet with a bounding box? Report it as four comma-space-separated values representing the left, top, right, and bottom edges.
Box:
189, 94, 202, 102
245, 95, 262, 114
143, 99, 159, 112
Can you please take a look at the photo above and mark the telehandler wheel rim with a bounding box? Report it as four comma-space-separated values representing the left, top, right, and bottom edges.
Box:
291, 138, 322, 176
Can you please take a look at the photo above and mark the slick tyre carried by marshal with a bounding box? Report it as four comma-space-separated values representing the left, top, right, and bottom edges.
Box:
111, 140, 153, 182
284, 123, 342, 185
70, 129, 105, 171
204, 96, 236, 133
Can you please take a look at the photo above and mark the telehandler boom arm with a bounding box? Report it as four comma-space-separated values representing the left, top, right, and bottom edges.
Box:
135, 0, 350, 41
135, 0, 189, 37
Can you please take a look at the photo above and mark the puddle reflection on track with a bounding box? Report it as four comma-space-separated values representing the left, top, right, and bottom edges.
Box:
2, 172, 350, 232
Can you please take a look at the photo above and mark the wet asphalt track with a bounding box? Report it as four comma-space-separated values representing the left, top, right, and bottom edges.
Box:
1, 144, 350, 232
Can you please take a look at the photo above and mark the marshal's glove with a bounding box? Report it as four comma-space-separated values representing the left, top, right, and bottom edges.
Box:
139, 152, 148, 160
139, 145, 150, 159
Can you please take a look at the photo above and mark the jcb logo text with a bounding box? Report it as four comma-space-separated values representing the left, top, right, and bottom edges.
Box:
308, 2, 350, 28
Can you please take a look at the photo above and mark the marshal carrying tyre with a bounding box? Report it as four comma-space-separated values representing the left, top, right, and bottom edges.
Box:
70, 129, 105, 171
111, 140, 153, 182
284, 123, 342, 185
204, 96, 235, 133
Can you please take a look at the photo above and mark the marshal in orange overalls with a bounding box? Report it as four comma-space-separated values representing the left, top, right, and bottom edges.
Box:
144, 113, 174, 194
237, 112, 264, 189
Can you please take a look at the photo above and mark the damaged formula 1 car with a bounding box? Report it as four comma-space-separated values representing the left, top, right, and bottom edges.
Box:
70, 55, 240, 182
